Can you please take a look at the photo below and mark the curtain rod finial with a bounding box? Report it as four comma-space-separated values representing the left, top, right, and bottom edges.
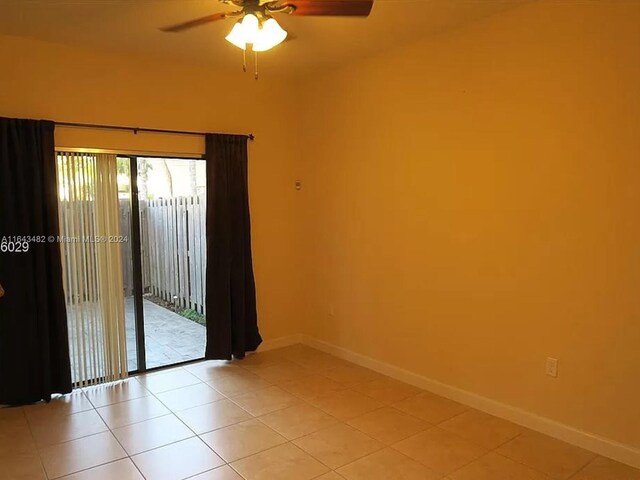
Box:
248, 134, 255, 141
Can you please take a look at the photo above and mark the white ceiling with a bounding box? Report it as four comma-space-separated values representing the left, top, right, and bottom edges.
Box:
0, 0, 528, 77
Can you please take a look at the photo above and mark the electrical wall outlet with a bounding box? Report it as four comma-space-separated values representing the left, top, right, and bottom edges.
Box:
546, 357, 559, 377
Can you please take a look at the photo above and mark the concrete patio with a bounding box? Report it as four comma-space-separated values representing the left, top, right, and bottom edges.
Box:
125, 297, 206, 370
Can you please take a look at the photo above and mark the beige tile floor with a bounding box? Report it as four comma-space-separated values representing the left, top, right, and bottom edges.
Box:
1, 344, 639, 480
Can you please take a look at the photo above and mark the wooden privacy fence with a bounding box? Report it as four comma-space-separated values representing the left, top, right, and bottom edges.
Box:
120, 195, 207, 314
146, 195, 207, 314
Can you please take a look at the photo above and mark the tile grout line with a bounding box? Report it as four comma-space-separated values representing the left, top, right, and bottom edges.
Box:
284, 346, 579, 479
13, 352, 373, 479
20, 405, 51, 480
566, 455, 600, 480
18, 359, 453, 479
79, 369, 238, 479
193, 357, 407, 476
135, 365, 323, 478
425, 408, 599, 479
490, 438, 585, 479
35, 381, 169, 478
72, 389, 149, 480
13, 347, 613, 480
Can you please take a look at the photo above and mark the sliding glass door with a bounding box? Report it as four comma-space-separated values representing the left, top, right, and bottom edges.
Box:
58, 152, 206, 383
131, 157, 207, 370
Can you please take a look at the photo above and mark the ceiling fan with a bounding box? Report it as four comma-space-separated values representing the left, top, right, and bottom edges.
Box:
160, 0, 374, 78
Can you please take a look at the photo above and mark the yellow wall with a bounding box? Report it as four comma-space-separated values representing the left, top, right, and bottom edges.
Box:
0, 34, 305, 342
297, 0, 640, 449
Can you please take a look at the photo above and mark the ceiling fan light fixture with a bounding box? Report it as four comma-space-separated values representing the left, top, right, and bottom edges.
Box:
225, 21, 247, 50
225, 13, 260, 50
241, 13, 261, 43
225, 13, 287, 52
252, 18, 288, 52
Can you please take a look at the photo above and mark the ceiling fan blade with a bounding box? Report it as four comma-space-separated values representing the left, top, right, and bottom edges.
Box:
281, 0, 373, 17
160, 12, 228, 32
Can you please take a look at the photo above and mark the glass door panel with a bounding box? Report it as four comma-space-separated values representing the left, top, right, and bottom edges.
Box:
135, 157, 207, 370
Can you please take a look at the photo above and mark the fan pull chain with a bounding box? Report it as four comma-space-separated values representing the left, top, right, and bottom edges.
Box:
254, 51, 259, 80
239, 49, 258, 80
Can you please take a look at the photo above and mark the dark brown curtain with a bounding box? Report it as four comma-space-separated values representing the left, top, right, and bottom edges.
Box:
0, 117, 72, 404
205, 134, 262, 360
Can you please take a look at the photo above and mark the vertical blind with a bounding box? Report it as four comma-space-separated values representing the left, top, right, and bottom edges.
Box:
56, 152, 128, 386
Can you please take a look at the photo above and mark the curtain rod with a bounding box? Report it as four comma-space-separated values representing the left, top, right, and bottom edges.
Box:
56, 121, 255, 141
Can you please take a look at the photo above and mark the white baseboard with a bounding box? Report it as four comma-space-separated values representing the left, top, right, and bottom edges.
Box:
300, 334, 640, 469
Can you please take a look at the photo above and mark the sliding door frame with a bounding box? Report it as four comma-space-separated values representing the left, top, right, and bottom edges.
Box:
123, 154, 207, 376
127, 155, 147, 373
